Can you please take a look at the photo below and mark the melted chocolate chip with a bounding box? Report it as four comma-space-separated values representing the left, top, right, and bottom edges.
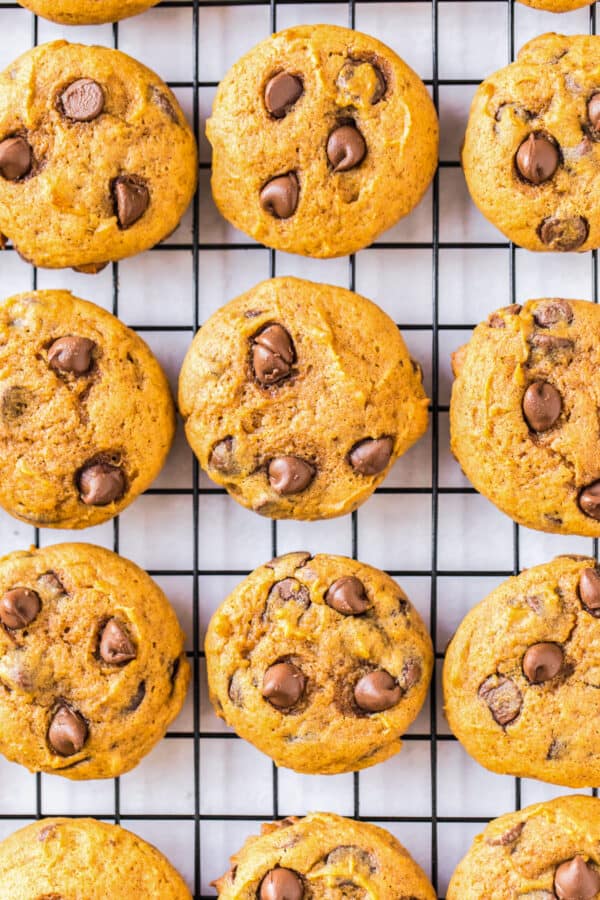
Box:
0, 136, 32, 181
487, 304, 522, 328
522, 381, 562, 432
209, 437, 236, 474
336, 60, 386, 105
354, 670, 401, 712
113, 176, 149, 229
48, 705, 88, 756
522, 642, 563, 683
259, 868, 304, 900
479, 675, 522, 726
529, 333, 573, 354
126, 680, 146, 712
252, 324, 295, 386
348, 437, 393, 476
265, 73, 303, 118
268, 457, 315, 495
538, 216, 589, 251
327, 124, 367, 172
99, 618, 136, 665
580, 567, 600, 615
259, 173, 299, 219
60, 79, 105, 122
579, 481, 600, 520
515, 133, 559, 184
262, 661, 306, 709
533, 299, 573, 327
270, 578, 310, 608
78, 462, 126, 506
589, 93, 600, 132
48, 336, 95, 375
486, 822, 525, 847
37, 572, 65, 598
0, 587, 40, 629
554, 856, 600, 899
326, 576, 369, 615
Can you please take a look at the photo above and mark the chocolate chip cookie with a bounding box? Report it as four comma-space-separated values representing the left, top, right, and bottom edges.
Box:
0, 290, 175, 529
450, 298, 600, 536
205, 552, 433, 775
207, 24, 438, 258
16, 0, 159, 24
0, 542, 189, 780
178, 277, 429, 520
214, 813, 436, 900
0, 817, 190, 898
444, 555, 600, 788
0, 40, 197, 270
448, 795, 600, 899
462, 33, 600, 252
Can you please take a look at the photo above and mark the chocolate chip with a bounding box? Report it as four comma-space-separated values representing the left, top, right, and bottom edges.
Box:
327, 124, 367, 172
522, 642, 563, 683
265, 73, 303, 118
270, 578, 310, 608
0, 136, 32, 181
126, 680, 146, 712
0, 588, 41, 629
262, 661, 306, 709
37, 572, 65, 598
60, 79, 105, 122
479, 675, 522, 726
555, 856, 600, 899
99, 618, 136, 665
48, 336, 95, 375
579, 481, 600, 520
579, 567, 600, 614
259, 173, 299, 219
539, 216, 589, 251
210, 437, 236, 474
326, 576, 369, 615
371, 66, 386, 104
515, 133, 559, 184
252, 323, 295, 386
486, 822, 525, 846
533, 299, 573, 327
78, 462, 125, 506
336, 61, 386, 105
354, 670, 401, 712
348, 437, 393, 476
2, 385, 30, 420
48, 705, 88, 756
114, 176, 149, 229
268, 457, 315, 495
150, 86, 179, 123
529, 333, 573, 353
522, 381, 562, 432
401, 658, 422, 690
259, 868, 304, 900
589, 93, 600, 132
487, 304, 522, 328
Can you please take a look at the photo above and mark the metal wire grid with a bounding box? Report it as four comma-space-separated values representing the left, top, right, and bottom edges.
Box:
0, 0, 598, 897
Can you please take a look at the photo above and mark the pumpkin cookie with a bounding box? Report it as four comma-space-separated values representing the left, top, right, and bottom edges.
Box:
0, 817, 190, 898
0, 41, 197, 270
205, 552, 433, 775
16, 0, 159, 25
178, 277, 429, 521
448, 795, 600, 899
207, 24, 438, 257
0, 290, 175, 529
519, 0, 593, 10
214, 813, 436, 900
0, 543, 189, 780
462, 33, 600, 252
450, 298, 600, 536
444, 555, 600, 788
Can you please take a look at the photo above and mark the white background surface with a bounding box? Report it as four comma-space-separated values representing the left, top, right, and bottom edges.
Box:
0, 0, 598, 896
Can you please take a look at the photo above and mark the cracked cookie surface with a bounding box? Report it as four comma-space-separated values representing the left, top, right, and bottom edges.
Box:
179, 277, 429, 521
214, 812, 436, 899
0, 289, 175, 529
205, 552, 433, 775
463, 33, 600, 252
0, 41, 197, 269
0, 543, 189, 780
450, 298, 600, 536
448, 795, 600, 899
207, 24, 438, 258
16, 0, 159, 24
0, 817, 190, 898
444, 556, 600, 788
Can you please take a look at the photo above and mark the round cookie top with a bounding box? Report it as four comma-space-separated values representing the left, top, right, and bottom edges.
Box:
214, 813, 436, 900
444, 555, 600, 788
463, 33, 600, 252
0, 289, 175, 529
0, 543, 189, 780
0, 817, 191, 898
450, 298, 600, 536
178, 277, 429, 520
206, 24, 438, 258
17, 0, 159, 25
448, 795, 600, 899
518, 0, 593, 10
205, 552, 433, 775
0, 41, 197, 270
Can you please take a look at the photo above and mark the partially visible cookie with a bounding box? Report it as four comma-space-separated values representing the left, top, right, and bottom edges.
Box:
518, 0, 593, 10
214, 813, 436, 899
0, 817, 190, 898
16, 0, 159, 24
447, 795, 600, 899
0, 289, 175, 529
444, 555, 600, 788
0, 543, 189, 780
179, 277, 429, 521
206, 552, 433, 775
207, 24, 438, 257
450, 298, 600, 536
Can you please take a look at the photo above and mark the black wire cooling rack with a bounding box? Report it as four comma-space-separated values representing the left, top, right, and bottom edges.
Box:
1, 0, 600, 897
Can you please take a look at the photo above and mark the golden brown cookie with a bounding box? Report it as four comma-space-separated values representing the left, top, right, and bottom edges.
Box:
0, 817, 190, 898
16, 0, 159, 24
0, 289, 175, 529
0, 542, 189, 780
0, 41, 197, 270
205, 552, 433, 775
207, 24, 438, 258
519, 0, 593, 10
462, 33, 600, 252
444, 555, 600, 788
450, 298, 600, 536
447, 795, 600, 899
178, 277, 429, 521
214, 813, 436, 900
